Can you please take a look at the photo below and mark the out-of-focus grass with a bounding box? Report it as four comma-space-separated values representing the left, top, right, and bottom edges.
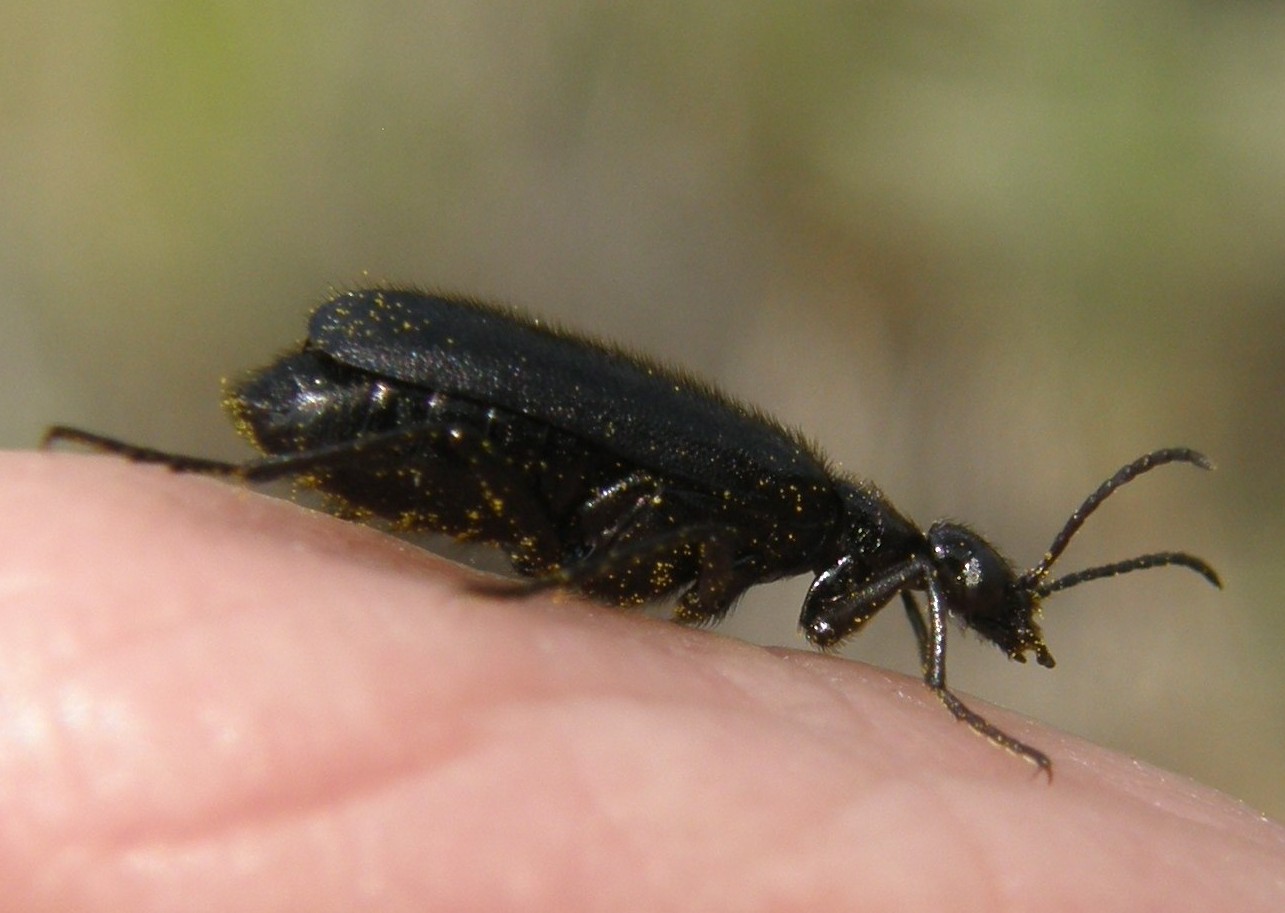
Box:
2, 3, 1281, 816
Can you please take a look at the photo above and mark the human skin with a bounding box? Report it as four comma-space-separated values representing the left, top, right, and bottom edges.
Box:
1, 454, 1282, 912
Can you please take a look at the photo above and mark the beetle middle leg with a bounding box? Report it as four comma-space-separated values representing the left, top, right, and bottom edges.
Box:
573, 523, 757, 623
480, 506, 755, 622
570, 482, 762, 619
571, 471, 669, 558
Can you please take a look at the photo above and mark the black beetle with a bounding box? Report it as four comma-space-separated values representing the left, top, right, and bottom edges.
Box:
44, 289, 1220, 775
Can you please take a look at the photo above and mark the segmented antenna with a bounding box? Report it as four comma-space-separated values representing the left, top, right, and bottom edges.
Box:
1018, 448, 1221, 596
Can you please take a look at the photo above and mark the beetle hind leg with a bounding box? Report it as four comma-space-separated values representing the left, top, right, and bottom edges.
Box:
46, 421, 568, 575
42, 426, 247, 475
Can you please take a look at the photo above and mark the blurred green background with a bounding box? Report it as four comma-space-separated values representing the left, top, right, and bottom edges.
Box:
2, 3, 1281, 816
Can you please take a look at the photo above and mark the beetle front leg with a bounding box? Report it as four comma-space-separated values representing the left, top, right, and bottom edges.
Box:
919, 576, 1052, 778
900, 591, 930, 669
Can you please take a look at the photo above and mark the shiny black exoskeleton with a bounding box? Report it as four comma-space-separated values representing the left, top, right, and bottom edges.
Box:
44, 289, 1221, 775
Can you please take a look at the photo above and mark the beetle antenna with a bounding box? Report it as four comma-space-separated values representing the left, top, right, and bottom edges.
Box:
1019, 448, 1214, 588
1033, 550, 1221, 598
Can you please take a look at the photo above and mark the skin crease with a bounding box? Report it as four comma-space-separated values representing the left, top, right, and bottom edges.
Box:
1, 454, 1282, 913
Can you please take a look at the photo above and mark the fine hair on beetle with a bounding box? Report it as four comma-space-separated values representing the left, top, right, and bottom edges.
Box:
43, 288, 1221, 778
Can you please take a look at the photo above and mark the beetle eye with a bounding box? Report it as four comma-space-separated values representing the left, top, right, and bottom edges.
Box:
927, 521, 1015, 620
927, 521, 1053, 666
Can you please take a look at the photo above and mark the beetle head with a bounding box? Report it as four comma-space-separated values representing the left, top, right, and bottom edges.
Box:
926, 521, 1055, 667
